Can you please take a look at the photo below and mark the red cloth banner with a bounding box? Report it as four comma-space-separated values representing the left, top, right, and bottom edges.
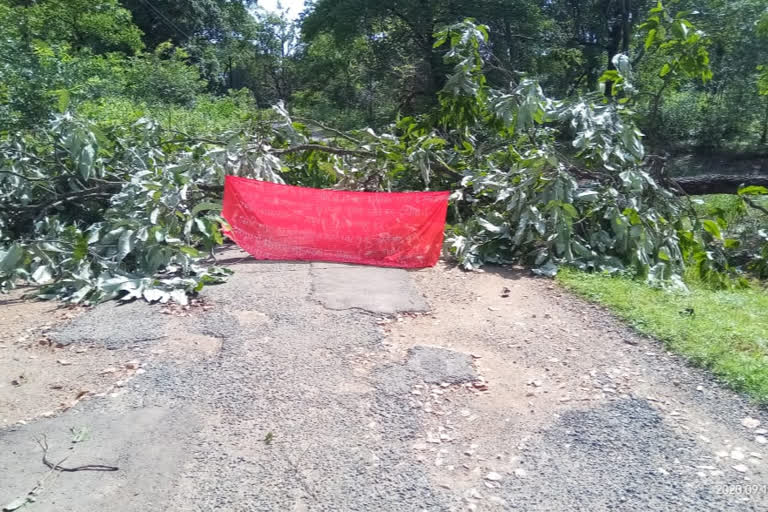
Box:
222, 176, 450, 268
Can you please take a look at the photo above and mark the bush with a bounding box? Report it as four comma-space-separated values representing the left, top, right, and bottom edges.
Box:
126, 43, 207, 106
655, 89, 764, 149
77, 89, 267, 134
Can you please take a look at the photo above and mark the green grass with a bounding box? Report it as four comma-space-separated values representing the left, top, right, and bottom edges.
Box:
556, 267, 768, 402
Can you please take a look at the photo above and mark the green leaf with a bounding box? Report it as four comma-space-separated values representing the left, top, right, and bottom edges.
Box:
599, 70, 621, 83
560, 203, 579, 219
659, 63, 671, 77
116, 230, 135, 262
31, 265, 53, 283
0, 244, 25, 272
478, 218, 503, 233
645, 28, 657, 50
2, 496, 31, 511
194, 218, 208, 234
737, 185, 768, 196
70, 426, 90, 444
180, 246, 201, 257
142, 288, 167, 303
53, 89, 70, 113
78, 144, 95, 180
170, 289, 188, 305
191, 201, 223, 217
73, 235, 89, 262
701, 219, 722, 240
576, 190, 599, 202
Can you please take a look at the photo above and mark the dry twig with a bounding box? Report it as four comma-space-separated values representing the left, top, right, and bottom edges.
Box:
36, 435, 119, 472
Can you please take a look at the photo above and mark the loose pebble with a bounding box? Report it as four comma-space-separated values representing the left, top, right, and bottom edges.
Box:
742, 417, 761, 430
485, 471, 503, 481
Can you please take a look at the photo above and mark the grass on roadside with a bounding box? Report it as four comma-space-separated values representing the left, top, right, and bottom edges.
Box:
556, 267, 768, 403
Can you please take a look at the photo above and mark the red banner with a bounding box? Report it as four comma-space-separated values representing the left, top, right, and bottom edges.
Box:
222, 176, 449, 268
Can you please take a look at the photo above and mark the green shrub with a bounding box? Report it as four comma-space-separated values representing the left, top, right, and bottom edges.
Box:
77, 89, 268, 134
125, 43, 207, 106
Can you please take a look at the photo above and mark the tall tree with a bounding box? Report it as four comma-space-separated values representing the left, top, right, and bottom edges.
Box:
541, 0, 650, 94
301, 0, 547, 111
121, 0, 256, 48
3, 0, 144, 54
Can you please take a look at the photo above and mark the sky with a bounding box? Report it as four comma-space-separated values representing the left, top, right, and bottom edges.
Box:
257, 0, 305, 20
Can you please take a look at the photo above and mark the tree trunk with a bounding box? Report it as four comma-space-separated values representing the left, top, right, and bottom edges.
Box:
673, 174, 768, 195
761, 96, 768, 146
648, 80, 670, 141
603, 0, 632, 98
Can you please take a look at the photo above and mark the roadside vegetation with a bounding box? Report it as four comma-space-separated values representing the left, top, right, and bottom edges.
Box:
559, 193, 768, 401
1, 1, 768, 394
558, 268, 768, 401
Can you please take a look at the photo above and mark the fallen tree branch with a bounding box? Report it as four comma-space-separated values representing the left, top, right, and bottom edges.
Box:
673, 174, 768, 195
1, 184, 120, 216
431, 159, 463, 180
0, 170, 52, 182
293, 117, 363, 145
271, 144, 375, 158
274, 145, 463, 180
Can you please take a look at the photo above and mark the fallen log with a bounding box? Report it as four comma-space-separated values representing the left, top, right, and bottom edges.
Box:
673, 174, 768, 195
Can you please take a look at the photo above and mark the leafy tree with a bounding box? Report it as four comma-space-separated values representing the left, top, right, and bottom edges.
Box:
4, 0, 144, 54
757, 11, 768, 145
630, 1, 713, 139
302, 0, 546, 112
121, 0, 256, 48
236, 8, 302, 105
0, 0, 145, 130
126, 42, 207, 105
540, 0, 649, 95
120, 0, 260, 94
291, 30, 404, 127
637, 0, 768, 148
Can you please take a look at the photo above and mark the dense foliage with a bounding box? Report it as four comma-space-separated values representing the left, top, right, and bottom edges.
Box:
1, 0, 768, 304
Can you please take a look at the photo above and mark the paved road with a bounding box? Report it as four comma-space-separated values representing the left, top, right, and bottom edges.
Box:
1, 254, 767, 511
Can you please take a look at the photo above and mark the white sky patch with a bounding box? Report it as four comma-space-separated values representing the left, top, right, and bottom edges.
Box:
257, 0, 305, 20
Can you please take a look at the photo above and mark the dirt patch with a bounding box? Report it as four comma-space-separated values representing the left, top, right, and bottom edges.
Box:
0, 289, 223, 426
0, 289, 121, 426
